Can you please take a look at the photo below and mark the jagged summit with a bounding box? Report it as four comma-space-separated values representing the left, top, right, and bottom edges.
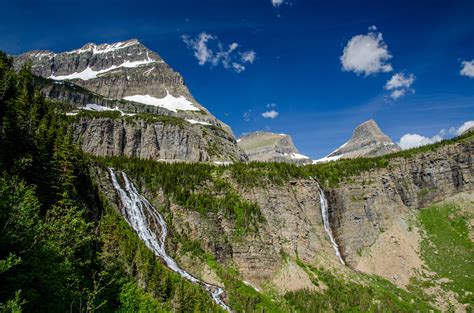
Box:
316, 119, 401, 162
65, 38, 144, 55
238, 131, 311, 164
12, 39, 234, 131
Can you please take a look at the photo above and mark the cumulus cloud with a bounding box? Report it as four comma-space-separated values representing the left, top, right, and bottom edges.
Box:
182, 32, 214, 65
385, 72, 415, 90
240, 50, 256, 64
385, 72, 415, 100
262, 110, 279, 119
271, 0, 284, 7
398, 133, 443, 150
389, 89, 406, 100
182, 32, 256, 73
340, 27, 393, 76
450, 120, 474, 135
232, 63, 245, 73
398, 120, 473, 150
460, 60, 474, 78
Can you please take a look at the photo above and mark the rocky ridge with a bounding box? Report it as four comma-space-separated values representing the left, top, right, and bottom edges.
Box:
237, 131, 311, 164
319, 119, 401, 161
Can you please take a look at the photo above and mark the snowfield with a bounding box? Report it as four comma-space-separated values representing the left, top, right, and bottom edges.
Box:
123, 92, 200, 112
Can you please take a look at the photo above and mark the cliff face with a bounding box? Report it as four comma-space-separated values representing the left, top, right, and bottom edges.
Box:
95, 135, 473, 295
237, 131, 312, 164
72, 116, 247, 162
326, 139, 473, 266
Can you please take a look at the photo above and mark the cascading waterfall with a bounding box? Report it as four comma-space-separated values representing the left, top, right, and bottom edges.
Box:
316, 183, 346, 265
108, 168, 231, 312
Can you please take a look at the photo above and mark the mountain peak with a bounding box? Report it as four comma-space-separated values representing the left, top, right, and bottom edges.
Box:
70, 38, 143, 55
237, 131, 311, 164
353, 119, 385, 138
324, 119, 401, 160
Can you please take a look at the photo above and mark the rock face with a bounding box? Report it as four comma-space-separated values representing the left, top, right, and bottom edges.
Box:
325, 119, 401, 160
237, 131, 311, 164
326, 139, 473, 266
96, 135, 473, 294
72, 117, 247, 162
14, 39, 247, 161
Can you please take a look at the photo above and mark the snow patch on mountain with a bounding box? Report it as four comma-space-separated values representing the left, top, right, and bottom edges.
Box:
123, 92, 200, 112
312, 155, 343, 164
65, 39, 141, 55
186, 119, 212, 126
49, 59, 158, 81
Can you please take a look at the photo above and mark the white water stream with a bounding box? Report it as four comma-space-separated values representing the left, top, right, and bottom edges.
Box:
108, 168, 231, 311
317, 183, 346, 265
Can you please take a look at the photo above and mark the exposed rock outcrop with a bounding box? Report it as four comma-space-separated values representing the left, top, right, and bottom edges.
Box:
326, 139, 473, 266
323, 119, 401, 160
237, 131, 311, 164
72, 116, 247, 162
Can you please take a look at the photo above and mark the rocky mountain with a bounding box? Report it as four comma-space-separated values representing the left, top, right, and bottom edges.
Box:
315, 119, 401, 162
96, 132, 474, 311
2, 50, 473, 312
237, 131, 311, 164
14, 39, 246, 162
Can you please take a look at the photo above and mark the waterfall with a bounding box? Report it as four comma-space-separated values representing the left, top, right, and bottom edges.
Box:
108, 168, 231, 311
316, 183, 346, 265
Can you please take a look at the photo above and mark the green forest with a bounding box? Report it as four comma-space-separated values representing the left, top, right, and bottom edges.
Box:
0, 52, 221, 312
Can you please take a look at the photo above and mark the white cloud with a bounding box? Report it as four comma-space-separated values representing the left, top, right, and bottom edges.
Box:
450, 120, 474, 135
398, 133, 443, 150
271, 0, 284, 7
341, 27, 393, 76
232, 63, 245, 73
399, 120, 473, 150
460, 60, 474, 78
266, 103, 277, 108
240, 50, 256, 63
389, 89, 406, 100
262, 110, 279, 119
182, 32, 215, 65
182, 32, 256, 73
385, 72, 415, 90
385, 72, 415, 100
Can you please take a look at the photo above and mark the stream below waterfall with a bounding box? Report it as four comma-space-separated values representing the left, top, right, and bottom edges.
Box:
108, 168, 231, 311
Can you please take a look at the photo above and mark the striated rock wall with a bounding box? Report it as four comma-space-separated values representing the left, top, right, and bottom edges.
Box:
72, 117, 247, 162
237, 131, 312, 164
326, 139, 473, 266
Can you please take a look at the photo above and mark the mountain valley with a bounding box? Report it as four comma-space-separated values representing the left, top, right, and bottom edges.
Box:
0, 39, 472, 313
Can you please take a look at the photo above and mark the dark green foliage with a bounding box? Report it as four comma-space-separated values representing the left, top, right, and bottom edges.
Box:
0, 51, 221, 312
98, 157, 264, 235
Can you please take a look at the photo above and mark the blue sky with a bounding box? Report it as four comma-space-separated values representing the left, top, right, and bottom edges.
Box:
1, 0, 473, 158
